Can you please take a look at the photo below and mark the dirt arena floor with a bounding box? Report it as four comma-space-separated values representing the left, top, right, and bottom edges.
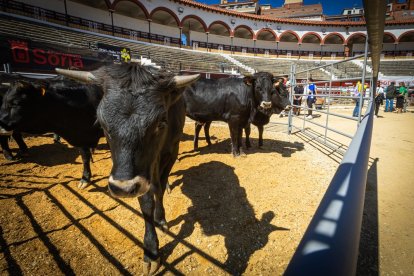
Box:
0, 106, 413, 275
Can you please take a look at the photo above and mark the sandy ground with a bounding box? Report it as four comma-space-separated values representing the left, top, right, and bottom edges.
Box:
0, 105, 413, 275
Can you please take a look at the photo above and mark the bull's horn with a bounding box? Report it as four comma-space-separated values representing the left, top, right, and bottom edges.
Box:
1, 82, 11, 86
55, 68, 96, 82
173, 74, 200, 88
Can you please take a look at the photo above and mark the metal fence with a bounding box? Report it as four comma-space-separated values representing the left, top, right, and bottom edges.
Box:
284, 39, 375, 274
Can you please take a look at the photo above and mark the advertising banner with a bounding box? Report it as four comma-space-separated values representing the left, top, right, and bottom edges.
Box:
0, 35, 112, 73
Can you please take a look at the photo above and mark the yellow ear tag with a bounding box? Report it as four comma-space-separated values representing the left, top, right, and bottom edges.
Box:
41, 88, 46, 96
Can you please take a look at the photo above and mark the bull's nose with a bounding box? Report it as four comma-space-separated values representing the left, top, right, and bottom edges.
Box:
108, 175, 150, 198
285, 105, 292, 111
260, 101, 272, 109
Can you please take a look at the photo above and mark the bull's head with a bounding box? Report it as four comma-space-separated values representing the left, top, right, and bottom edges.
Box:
272, 80, 292, 114
0, 81, 47, 132
57, 65, 199, 198
244, 72, 274, 111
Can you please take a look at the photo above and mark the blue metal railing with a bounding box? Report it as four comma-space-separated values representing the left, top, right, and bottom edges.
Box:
284, 101, 374, 275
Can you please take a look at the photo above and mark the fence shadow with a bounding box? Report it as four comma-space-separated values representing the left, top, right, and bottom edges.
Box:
357, 157, 379, 275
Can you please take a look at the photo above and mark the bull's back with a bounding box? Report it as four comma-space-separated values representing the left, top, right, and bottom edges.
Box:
184, 78, 252, 123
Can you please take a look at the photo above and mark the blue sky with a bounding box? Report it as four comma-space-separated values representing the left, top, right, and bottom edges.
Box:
200, 0, 364, 15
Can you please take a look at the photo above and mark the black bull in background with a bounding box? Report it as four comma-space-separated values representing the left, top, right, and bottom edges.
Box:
56, 64, 200, 275
183, 73, 290, 156
0, 82, 28, 160
194, 79, 291, 150
0, 75, 104, 188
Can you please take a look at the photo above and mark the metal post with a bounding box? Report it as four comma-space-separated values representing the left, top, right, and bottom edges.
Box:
357, 37, 369, 126
324, 64, 333, 142
206, 32, 209, 52
302, 65, 309, 131
288, 63, 295, 134
63, 0, 68, 26
109, 10, 114, 36
148, 19, 152, 43
179, 27, 182, 48
253, 39, 256, 56
276, 41, 279, 57
231, 36, 233, 54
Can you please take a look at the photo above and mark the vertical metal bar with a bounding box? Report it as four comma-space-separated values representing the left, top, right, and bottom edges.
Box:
324, 64, 333, 143
358, 37, 369, 126
302, 65, 309, 131
63, 0, 68, 26
288, 63, 295, 134
110, 10, 114, 36
179, 27, 182, 48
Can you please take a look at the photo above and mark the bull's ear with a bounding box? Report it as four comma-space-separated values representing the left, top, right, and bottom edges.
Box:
243, 76, 254, 86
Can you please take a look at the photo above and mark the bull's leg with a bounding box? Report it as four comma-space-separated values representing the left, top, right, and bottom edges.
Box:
244, 124, 251, 149
228, 120, 240, 157
139, 193, 160, 275
258, 125, 264, 148
0, 135, 13, 160
13, 132, 28, 158
193, 122, 203, 151
154, 142, 180, 231
237, 125, 246, 156
204, 121, 212, 146
78, 147, 92, 189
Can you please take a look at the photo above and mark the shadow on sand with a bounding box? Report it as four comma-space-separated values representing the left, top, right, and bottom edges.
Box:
164, 161, 289, 275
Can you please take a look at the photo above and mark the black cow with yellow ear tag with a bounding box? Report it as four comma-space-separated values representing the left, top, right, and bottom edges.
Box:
0, 77, 104, 188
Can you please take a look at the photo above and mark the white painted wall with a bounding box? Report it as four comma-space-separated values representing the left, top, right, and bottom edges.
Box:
112, 15, 148, 32
397, 42, 414, 51
66, 1, 112, 25
279, 42, 299, 51
322, 44, 344, 52
151, 23, 180, 38
18, 0, 65, 13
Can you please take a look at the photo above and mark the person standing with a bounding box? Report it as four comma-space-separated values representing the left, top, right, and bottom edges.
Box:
352, 80, 362, 117
293, 83, 304, 115
399, 82, 408, 112
306, 78, 316, 119
374, 82, 384, 118
385, 82, 396, 112
396, 82, 407, 114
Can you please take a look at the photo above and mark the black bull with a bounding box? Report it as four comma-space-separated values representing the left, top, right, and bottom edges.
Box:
0, 79, 28, 160
56, 64, 200, 275
183, 73, 289, 155
0, 76, 104, 188
195, 84, 291, 149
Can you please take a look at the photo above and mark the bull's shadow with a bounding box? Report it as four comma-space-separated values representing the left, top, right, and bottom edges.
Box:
179, 135, 304, 161
163, 161, 288, 274
1, 141, 80, 167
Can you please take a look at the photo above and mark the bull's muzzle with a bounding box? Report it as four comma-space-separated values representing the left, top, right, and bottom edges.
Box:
260, 101, 272, 109
108, 175, 150, 198
0, 125, 12, 136
284, 105, 292, 111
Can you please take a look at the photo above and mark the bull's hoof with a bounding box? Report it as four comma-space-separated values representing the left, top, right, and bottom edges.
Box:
78, 180, 90, 189
3, 153, 14, 161
155, 218, 169, 232
166, 182, 172, 194
143, 258, 160, 275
